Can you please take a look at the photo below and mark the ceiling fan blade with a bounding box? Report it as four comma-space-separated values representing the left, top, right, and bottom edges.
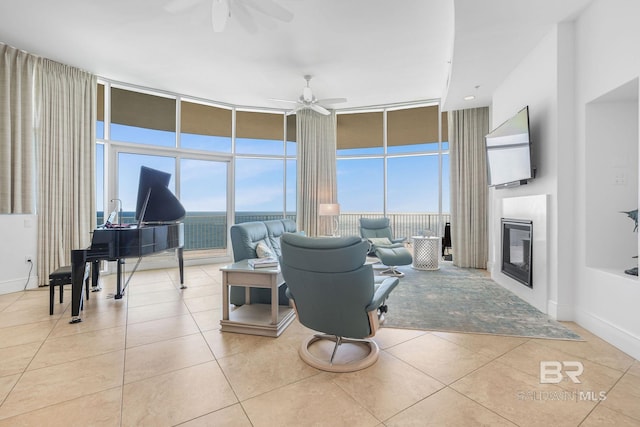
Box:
211, 0, 230, 32
288, 104, 306, 115
240, 0, 294, 22
269, 98, 299, 105
230, 0, 258, 33
310, 104, 330, 115
317, 98, 347, 105
164, 0, 203, 13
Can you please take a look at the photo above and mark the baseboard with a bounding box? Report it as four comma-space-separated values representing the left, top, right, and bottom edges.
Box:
547, 300, 574, 321
574, 307, 640, 360
0, 275, 40, 295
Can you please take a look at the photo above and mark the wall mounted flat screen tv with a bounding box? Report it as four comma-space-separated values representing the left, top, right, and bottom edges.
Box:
485, 106, 533, 188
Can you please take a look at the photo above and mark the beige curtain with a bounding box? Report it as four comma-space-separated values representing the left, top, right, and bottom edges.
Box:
0, 43, 38, 213
296, 109, 337, 236
35, 58, 96, 285
449, 107, 489, 268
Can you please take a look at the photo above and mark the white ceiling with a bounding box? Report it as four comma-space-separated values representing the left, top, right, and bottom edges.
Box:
0, 0, 591, 112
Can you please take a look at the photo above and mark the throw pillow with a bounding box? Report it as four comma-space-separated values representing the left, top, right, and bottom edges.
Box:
368, 237, 392, 246
256, 241, 274, 258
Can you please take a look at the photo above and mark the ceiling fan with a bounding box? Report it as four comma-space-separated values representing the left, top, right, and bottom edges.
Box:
271, 75, 347, 115
164, 0, 293, 33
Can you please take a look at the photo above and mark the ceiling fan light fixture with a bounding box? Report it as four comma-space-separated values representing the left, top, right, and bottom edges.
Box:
302, 87, 314, 103
269, 75, 346, 116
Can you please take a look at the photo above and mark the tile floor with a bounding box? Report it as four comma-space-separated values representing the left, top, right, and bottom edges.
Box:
0, 264, 639, 426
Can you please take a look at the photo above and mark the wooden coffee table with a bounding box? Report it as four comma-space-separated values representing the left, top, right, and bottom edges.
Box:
220, 260, 295, 337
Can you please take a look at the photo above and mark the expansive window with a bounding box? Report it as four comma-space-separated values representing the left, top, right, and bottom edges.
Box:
97, 82, 295, 261
110, 87, 176, 146
96, 81, 448, 261
337, 158, 384, 213
234, 110, 293, 222
336, 104, 449, 239
97, 84, 105, 139
236, 111, 284, 155
117, 153, 176, 222
180, 100, 232, 152
95, 143, 104, 225
337, 112, 383, 156
180, 158, 228, 252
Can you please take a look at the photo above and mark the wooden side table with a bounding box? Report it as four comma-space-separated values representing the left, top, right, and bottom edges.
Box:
220, 260, 295, 337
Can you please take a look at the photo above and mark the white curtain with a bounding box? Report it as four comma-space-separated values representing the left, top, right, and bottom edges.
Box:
35, 58, 96, 285
449, 107, 489, 268
296, 109, 337, 236
0, 43, 37, 213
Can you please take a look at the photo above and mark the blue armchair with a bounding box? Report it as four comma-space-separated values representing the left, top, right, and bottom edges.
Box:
280, 233, 399, 372
359, 217, 413, 277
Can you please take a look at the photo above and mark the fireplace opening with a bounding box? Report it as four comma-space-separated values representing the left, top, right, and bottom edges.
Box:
501, 218, 533, 288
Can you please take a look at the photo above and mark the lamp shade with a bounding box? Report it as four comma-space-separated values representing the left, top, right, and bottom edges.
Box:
318, 203, 340, 216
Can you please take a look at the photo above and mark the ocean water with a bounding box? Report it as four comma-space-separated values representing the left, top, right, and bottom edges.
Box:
96, 211, 449, 251
96, 211, 295, 250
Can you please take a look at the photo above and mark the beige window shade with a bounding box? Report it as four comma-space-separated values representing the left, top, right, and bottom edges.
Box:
111, 87, 176, 132
442, 111, 448, 141
387, 106, 448, 146
337, 112, 383, 149
286, 114, 296, 142
181, 101, 232, 137
97, 83, 104, 121
236, 111, 283, 140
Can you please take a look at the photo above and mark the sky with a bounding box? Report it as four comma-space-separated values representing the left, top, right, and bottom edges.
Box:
96, 122, 450, 215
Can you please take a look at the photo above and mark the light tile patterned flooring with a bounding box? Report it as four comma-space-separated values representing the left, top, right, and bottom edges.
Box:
0, 264, 639, 426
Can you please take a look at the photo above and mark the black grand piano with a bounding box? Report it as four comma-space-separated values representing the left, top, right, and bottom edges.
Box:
70, 166, 186, 323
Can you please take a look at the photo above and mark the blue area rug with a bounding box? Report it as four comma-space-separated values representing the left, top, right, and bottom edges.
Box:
381, 262, 581, 340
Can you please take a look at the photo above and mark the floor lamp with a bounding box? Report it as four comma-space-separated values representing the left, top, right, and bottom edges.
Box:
319, 203, 340, 236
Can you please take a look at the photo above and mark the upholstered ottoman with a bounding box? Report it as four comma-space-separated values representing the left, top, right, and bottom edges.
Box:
373, 245, 413, 277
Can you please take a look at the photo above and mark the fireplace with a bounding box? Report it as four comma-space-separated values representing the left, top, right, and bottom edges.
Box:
501, 218, 533, 288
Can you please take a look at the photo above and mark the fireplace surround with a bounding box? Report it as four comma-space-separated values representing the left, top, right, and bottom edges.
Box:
501, 218, 533, 288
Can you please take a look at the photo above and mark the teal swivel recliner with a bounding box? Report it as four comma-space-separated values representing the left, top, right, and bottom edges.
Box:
279, 233, 399, 372
359, 217, 413, 277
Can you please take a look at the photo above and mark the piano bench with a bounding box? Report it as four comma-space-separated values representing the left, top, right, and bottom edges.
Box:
48, 265, 89, 315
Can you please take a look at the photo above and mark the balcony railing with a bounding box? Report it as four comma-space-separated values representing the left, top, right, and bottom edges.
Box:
336, 213, 450, 239
96, 211, 449, 252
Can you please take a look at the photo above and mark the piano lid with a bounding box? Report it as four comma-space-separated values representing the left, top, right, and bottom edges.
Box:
135, 166, 186, 223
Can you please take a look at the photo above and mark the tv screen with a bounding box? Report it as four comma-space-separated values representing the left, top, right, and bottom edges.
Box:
485, 106, 533, 187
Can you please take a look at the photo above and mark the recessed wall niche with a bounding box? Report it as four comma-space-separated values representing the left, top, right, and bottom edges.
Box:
585, 78, 639, 276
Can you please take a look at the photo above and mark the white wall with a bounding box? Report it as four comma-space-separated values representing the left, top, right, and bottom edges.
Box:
0, 214, 39, 293
573, 0, 640, 360
489, 25, 569, 319
585, 98, 638, 270
489, 0, 640, 359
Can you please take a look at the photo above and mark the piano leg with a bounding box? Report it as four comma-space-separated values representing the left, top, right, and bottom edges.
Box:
91, 260, 102, 292
115, 259, 125, 299
178, 247, 186, 289
70, 250, 86, 323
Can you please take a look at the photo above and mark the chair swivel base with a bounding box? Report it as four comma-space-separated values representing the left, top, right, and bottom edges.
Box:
379, 266, 405, 277
299, 334, 379, 373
